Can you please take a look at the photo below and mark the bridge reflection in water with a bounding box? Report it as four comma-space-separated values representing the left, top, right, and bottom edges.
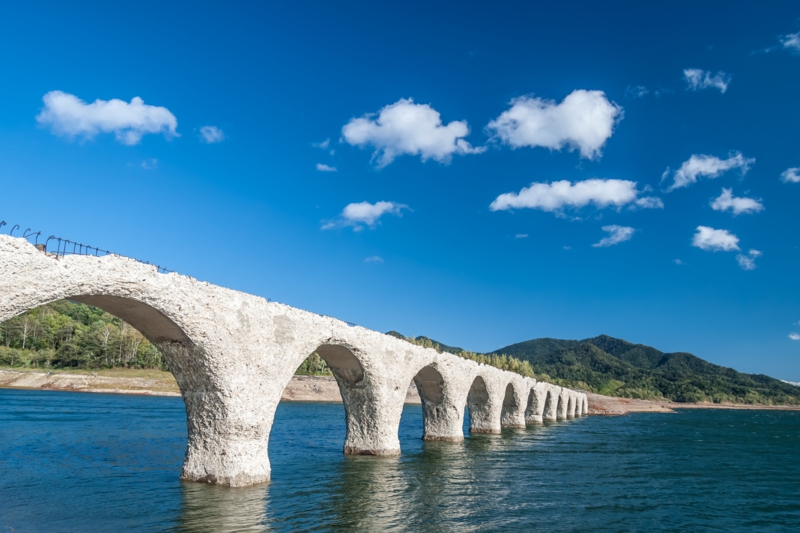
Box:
172, 403, 577, 533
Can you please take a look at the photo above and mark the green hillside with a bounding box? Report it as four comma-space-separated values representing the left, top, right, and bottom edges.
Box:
493, 334, 800, 405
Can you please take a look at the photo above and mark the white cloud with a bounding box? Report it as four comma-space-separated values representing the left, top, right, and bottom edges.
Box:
790, 333, 800, 341
780, 32, 800, 53
140, 158, 158, 170
316, 163, 337, 172
199, 125, 225, 143
313, 138, 330, 149
683, 69, 732, 93
593, 225, 635, 247
710, 188, 764, 215
673, 259, 684, 266
322, 201, 407, 230
780, 167, 800, 183
634, 196, 664, 209
664, 152, 754, 191
515, 233, 528, 239
736, 249, 762, 271
341, 98, 483, 167
36, 90, 178, 145
625, 85, 649, 99
692, 226, 740, 252
364, 256, 384, 263
486, 90, 622, 160
490, 178, 660, 214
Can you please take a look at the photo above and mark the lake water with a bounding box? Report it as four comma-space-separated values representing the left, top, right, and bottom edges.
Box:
1, 389, 799, 532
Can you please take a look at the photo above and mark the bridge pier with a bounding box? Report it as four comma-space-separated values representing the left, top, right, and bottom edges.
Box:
414, 365, 466, 442
525, 383, 547, 425
543, 386, 560, 421
500, 381, 527, 428
467, 375, 504, 433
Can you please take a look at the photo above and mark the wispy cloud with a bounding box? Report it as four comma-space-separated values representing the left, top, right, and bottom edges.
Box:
199, 125, 225, 144
779, 32, 800, 53
342, 98, 483, 168
140, 158, 158, 170
625, 85, 649, 99
593, 225, 635, 247
683, 69, 731, 93
490, 178, 661, 214
364, 256, 384, 263
313, 138, 330, 149
664, 152, 754, 191
486, 90, 622, 160
692, 226, 740, 252
36, 90, 178, 145
710, 188, 764, 215
790, 333, 800, 341
322, 201, 408, 231
780, 167, 800, 183
736, 249, 762, 271
316, 163, 337, 172
673, 259, 684, 266
515, 233, 528, 239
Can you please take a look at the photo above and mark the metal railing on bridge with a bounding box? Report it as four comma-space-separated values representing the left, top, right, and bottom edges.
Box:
1, 220, 172, 274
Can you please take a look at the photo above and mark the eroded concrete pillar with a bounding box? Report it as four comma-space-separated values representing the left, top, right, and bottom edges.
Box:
414, 365, 465, 442
525, 383, 547, 425
500, 382, 526, 428
567, 395, 577, 418
163, 343, 274, 487
557, 391, 569, 420
467, 375, 503, 433
543, 386, 559, 422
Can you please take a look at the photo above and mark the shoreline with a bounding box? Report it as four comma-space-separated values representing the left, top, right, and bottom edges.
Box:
1, 368, 798, 414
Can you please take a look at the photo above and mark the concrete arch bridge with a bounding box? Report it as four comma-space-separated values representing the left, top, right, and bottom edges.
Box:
0, 236, 588, 487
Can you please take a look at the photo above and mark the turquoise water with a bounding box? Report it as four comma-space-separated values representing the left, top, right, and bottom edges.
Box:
1, 389, 799, 532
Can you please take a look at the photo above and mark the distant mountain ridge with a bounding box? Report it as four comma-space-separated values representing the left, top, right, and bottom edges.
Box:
392, 331, 799, 405
489, 334, 799, 404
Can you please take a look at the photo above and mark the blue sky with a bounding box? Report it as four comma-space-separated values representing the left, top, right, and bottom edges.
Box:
2, 1, 800, 380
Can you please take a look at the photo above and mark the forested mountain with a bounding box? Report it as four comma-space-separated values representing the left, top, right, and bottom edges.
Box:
492, 334, 800, 405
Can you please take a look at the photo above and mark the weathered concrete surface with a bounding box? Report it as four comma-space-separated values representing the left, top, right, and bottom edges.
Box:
0, 235, 587, 486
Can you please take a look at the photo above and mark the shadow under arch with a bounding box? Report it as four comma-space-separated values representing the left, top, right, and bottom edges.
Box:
500, 383, 525, 428
296, 342, 396, 456
411, 364, 463, 442
567, 395, 576, 418
466, 376, 497, 434
543, 390, 557, 422
524, 386, 540, 425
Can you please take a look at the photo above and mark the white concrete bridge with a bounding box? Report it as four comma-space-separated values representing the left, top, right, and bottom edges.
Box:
0, 235, 588, 487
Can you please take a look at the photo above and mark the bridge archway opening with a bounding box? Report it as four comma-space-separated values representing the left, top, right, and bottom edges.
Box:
313, 344, 365, 386
466, 376, 492, 433
408, 364, 457, 441
500, 383, 524, 428
524, 387, 538, 422
0, 296, 190, 377
567, 395, 576, 418
543, 391, 556, 421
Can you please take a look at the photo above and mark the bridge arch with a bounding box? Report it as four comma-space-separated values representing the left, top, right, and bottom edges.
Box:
500, 382, 527, 428
411, 363, 464, 442
466, 375, 501, 434
567, 395, 576, 418
543, 388, 558, 422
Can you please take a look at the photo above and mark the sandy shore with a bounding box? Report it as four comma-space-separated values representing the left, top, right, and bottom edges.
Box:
2, 369, 797, 414
586, 391, 800, 415
0, 369, 422, 404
